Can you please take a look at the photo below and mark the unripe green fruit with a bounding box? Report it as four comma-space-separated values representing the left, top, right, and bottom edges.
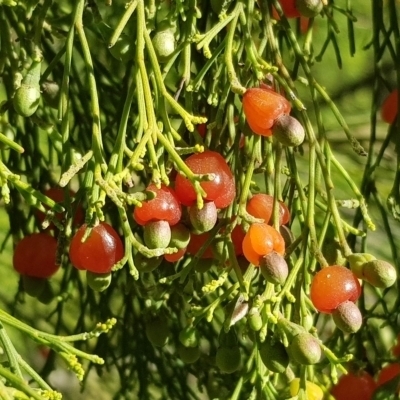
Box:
152, 30, 175, 62
348, 253, 376, 279
258, 338, 289, 373
189, 201, 218, 233
362, 259, 397, 288
272, 115, 305, 147
13, 62, 41, 117
215, 346, 241, 373
145, 316, 170, 347
332, 300, 362, 334
22, 275, 46, 298
36, 280, 54, 305
295, 0, 323, 18
247, 307, 263, 332
134, 252, 162, 273
169, 223, 191, 249
179, 326, 199, 348
86, 271, 112, 292
109, 34, 133, 62
178, 344, 200, 364
259, 251, 289, 285
143, 220, 171, 249
288, 333, 321, 365
322, 239, 347, 266
41, 80, 60, 109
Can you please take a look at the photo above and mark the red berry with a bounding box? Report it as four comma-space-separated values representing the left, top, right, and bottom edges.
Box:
13, 233, 59, 278
376, 363, 400, 387
197, 123, 207, 138
242, 88, 291, 136
231, 225, 245, 256
187, 232, 213, 259
36, 187, 84, 229
246, 193, 290, 225
174, 150, 235, 209
69, 222, 124, 273
331, 371, 376, 400
310, 265, 362, 314
276, 0, 301, 18
164, 248, 187, 262
134, 184, 182, 226
381, 89, 398, 124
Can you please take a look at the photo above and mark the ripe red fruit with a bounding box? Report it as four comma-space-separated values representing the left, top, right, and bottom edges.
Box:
174, 150, 235, 209
242, 88, 291, 136
36, 187, 84, 228
246, 193, 290, 225
381, 89, 398, 124
69, 222, 124, 273
276, 0, 301, 18
331, 371, 376, 400
134, 184, 182, 226
164, 248, 186, 262
13, 233, 59, 278
310, 265, 362, 314
187, 232, 213, 259
376, 363, 400, 387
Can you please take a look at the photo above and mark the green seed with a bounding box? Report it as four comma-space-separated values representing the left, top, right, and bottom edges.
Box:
332, 301, 362, 334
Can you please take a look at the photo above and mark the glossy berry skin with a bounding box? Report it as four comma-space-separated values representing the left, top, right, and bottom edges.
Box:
381, 89, 398, 124
310, 265, 361, 314
13, 233, 59, 278
134, 184, 182, 226
242, 88, 291, 136
331, 371, 376, 400
36, 187, 84, 228
247, 193, 290, 225
242, 223, 285, 266
174, 150, 235, 209
69, 222, 124, 273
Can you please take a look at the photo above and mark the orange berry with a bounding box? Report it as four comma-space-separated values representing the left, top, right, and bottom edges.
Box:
242, 232, 261, 266
247, 193, 291, 226
381, 89, 398, 124
242, 88, 291, 136
248, 223, 274, 256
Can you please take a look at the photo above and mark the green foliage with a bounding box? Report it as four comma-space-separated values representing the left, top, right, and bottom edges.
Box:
0, 0, 399, 399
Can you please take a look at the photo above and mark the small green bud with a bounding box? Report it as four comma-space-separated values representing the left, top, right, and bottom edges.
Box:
332, 301, 362, 334
178, 344, 201, 364
362, 259, 397, 288
295, 0, 323, 18
152, 30, 175, 62
143, 220, 171, 249
247, 307, 263, 332
288, 332, 321, 365
259, 251, 289, 285
189, 201, 218, 233
169, 223, 191, 249
215, 346, 241, 373
348, 253, 376, 279
258, 338, 289, 373
179, 326, 199, 348
272, 115, 305, 147
86, 271, 112, 292
22, 275, 46, 298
